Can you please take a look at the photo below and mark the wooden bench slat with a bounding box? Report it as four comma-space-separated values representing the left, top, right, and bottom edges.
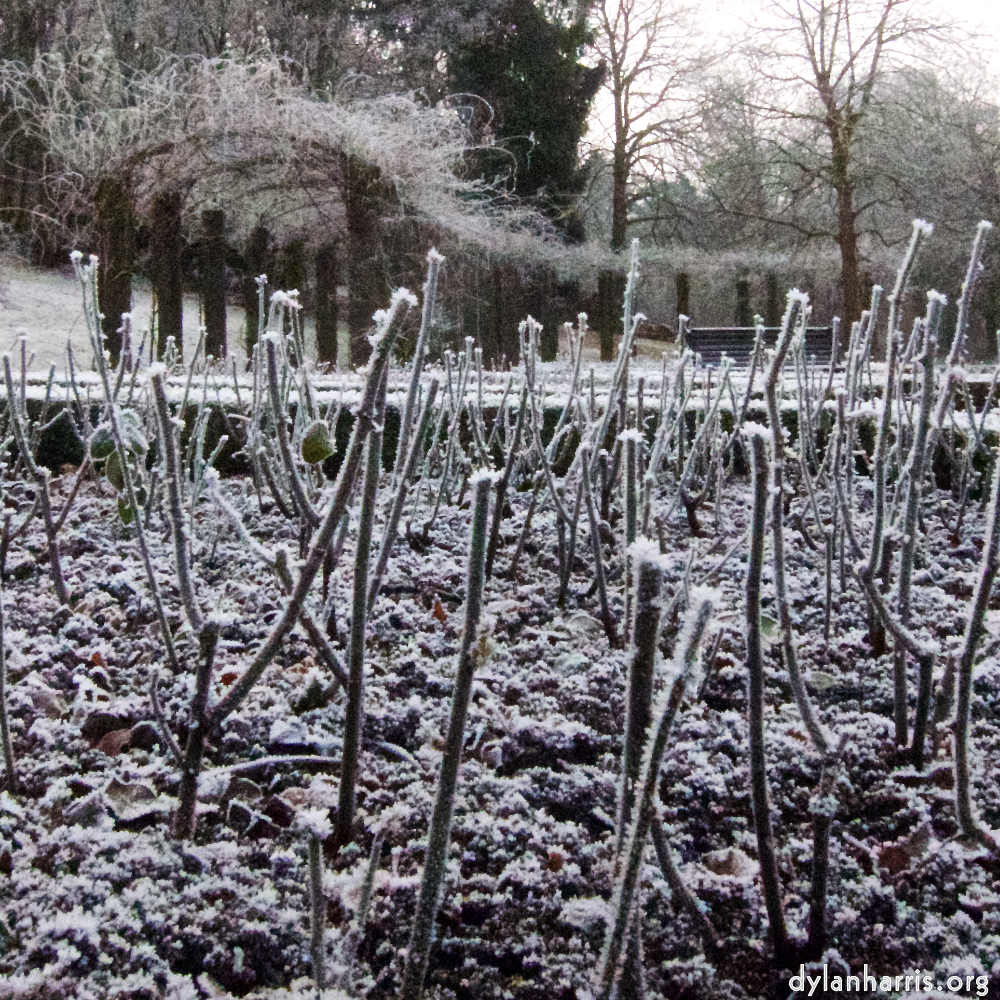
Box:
685, 327, 835, 367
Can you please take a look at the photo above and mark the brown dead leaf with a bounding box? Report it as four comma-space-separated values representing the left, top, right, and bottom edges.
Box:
96, 728, 132, 756
432, 599, 447, 623
702, 847, 758, 879
220, 672, 238, 686
90, 651, 105, 667
877, 844, 910, 876
785, 729, 808, 743
931, 766, 954, 790
279, 787, 312, 809
546, 849, 566, 873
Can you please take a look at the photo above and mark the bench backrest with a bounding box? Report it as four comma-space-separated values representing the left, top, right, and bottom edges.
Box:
685, 326, 835, 367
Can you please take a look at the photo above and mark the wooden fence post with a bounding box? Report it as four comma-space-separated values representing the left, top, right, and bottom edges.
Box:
150, 192, 183, 360
200, 209, 226, 359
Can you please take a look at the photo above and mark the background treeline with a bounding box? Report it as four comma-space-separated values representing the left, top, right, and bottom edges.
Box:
1, 0, 1000, 360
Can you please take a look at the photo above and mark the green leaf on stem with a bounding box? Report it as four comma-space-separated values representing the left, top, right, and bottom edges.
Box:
301, 421, 334, 464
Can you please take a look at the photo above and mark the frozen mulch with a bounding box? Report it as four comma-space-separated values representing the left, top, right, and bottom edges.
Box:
0, 469, 999, 998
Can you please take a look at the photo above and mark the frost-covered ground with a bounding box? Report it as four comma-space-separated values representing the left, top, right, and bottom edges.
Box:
3, 446, 1000, 1000
0, 264, 251, 371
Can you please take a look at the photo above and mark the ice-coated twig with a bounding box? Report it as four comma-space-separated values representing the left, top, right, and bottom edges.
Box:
949, 220, 992, 369
744, 430, 791, 964
207, 290, 408, 731
615, 554, 664, 860
558, 472, 584, 606
592, 240, 643, 468
302, 808, 332, 995
485, 385, 527, 581
0, 569, 17, 794
172, 621, 220, 839
894, 293, 945, 752
763, 294, 830, 756
394, 249, 443, 484
807, 736, 846, 957
621, 430, 641, 642
355, 826, 386, 937
149, 669, 183, 766
151, 372, 204, 633
580, 445, 619, 648
834, 450, 938, 723
399, 472, 494, 1000
953, 437, 1000, 851
505, 472, 542, 580
594, 590, 714, 1000
266, 333, 320, 528
72, 256, 180, 672
335, 364, 390, 849
649, 813, 717, 954
369, 380, 440, 612
3, 356, 69, 605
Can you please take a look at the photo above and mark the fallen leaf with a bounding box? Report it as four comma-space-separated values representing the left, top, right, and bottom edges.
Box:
546, 849, 566, 873
432, 599, 447, 623
808, 670, 838, 691
18, 673, 68, 719
931, 766, 954, 790
96, 728, 132, 756
279, 787, 312, 809
104, 779, 172, 824
878, 844, 910, 876
220, 672, 238, 686
90, 651, 105, 667
226, 777, 263, 803
80, 712, 132, 747
702, 847, 758, 879
759, 614, 780, 646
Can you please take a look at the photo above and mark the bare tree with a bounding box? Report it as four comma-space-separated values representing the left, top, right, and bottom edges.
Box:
748, 0, 945, 327
590, 0, 709, 251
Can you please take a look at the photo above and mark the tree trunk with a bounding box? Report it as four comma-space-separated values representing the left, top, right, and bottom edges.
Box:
150, 192, 183, 360
315, 242, 339, 366
675, 272, 690, 322
488, 263, 523, 367
279, 239, 305, 293
341, 153, 392, 369
94, 176, 136, 369
241, 225, 269, 361
200, 209, 227, 360
596, 271, 626, 362
831, 131, 863, 330
527, 268, 560, 362
611, 135, 629, 252
766, 272, 781, 328
736, 277, 751, 327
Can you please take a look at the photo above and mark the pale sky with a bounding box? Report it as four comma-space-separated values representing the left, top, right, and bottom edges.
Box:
710, 0, 1000, 94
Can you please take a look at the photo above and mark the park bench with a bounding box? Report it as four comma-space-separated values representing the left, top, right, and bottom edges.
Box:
685, 326, 836, 367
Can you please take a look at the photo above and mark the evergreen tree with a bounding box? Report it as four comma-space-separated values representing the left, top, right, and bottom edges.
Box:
450, 0, 604, 240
